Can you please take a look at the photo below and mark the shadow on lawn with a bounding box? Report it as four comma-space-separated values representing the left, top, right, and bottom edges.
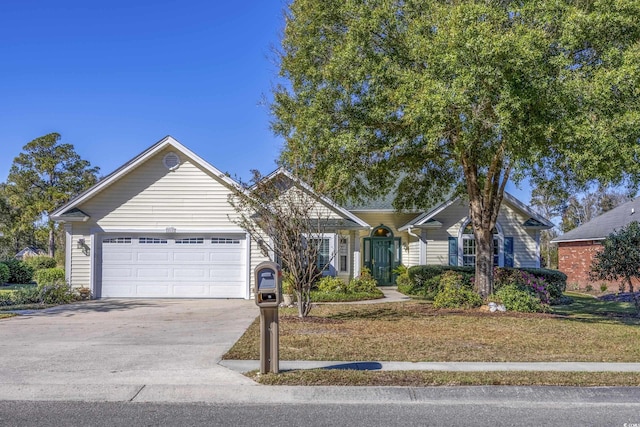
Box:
328, 306, 423, 321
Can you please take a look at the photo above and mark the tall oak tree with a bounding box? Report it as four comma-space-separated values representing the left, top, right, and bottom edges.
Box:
272, 0, 640, 296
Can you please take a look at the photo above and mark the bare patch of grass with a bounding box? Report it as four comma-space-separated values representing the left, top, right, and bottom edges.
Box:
249, 370, 640, 387
224, 301, 640, 362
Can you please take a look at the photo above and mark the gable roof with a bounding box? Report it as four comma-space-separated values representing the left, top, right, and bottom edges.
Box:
552, 197, 640, 243
260, 168, 370, 229
51, 136, 239, 220
398, 192, 553, 231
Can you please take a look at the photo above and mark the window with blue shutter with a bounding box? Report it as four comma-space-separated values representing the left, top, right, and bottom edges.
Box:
504, 237, 514, 267
448, 237, 458, 266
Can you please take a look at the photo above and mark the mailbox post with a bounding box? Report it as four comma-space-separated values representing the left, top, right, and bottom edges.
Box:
254, 261, 282, 374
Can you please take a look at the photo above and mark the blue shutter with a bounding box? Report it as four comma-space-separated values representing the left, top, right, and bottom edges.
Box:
504, 237, 514, 267
448, 237, 458, 266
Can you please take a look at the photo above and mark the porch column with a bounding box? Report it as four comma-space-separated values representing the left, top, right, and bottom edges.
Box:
352, 231, 361, 277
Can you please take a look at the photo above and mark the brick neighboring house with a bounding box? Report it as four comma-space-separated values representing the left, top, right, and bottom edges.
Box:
552, 198, 640, 290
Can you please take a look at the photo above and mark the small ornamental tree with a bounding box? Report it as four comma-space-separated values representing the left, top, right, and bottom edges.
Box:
591, 221, 640, 315
228, 170, 338, 318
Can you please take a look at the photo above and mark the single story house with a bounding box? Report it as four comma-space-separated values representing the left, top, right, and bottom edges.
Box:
52, 136, 552, 299
552, 197, 640, 288
15, 247, 46, 260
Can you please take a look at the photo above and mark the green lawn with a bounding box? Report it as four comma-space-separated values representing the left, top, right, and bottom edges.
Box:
0, 283, 36, 293
553, 291, 637, 319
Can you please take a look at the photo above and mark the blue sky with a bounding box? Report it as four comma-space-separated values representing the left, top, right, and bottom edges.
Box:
1, 0, 285, 183
0, 0, 532, 202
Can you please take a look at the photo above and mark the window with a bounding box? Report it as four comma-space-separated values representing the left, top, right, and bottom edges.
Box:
139, 237, 167, 244
103, 237, 131, 244
460, 223, 500, 267
339, 237, 349, 273
175, 237, 204, 244
309, 238, 331, 271
211, 237, 240, 244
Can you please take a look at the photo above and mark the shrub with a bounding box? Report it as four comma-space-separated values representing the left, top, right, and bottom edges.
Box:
11, 286, 41, 305
24, 256, 57, 271
394, 265, 412, 289
39, 281, 76, 305
518, 268, 566, 300
1, 259, 34, 284
494, 268, 550, 305
433, 271, 482, 309
34, 268, 66, 288
0, 263, 10, 285
0, 292, 14, 306
406, 265, 474, 299
317, 276, 348, 293
348, 268, 378, 293
493, 284, 544, 313
408, 265, 475, 285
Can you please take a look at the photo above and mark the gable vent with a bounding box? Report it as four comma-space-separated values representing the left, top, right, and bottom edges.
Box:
163, 152, 180, 170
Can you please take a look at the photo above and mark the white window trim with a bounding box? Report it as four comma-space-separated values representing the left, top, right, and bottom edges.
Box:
338, 235, 350, 274
304, 233, 337, 276
458, 219, 504, 267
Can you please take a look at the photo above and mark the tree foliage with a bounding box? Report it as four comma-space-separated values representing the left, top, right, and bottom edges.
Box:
560, 188, 632, 233
228, 170, 339, 318
591, 221, 640, 315
4, 133, 100, 257
272, 0, 640, 297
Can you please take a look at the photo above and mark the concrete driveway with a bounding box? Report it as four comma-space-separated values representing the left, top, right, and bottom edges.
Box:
0, 299, 260, 399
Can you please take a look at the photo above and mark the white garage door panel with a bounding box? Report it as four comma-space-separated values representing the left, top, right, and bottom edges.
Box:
174, 252, 206, 262
138, 252, 170, 262
103, 252, 134, 262
101, 234, 247, 298
103, 267, 133, 278
174, 268, 207, 279
136, 268, 171, 279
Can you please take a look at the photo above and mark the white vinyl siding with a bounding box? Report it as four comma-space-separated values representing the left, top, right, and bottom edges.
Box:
78, 149, 242, 230
423, 199, 540, 268
406, 234, 421, 267
69, 223, 92, 289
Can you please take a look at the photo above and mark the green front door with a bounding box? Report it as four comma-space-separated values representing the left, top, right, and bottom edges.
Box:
364, 225, 402, 286
371, 238, 393, 285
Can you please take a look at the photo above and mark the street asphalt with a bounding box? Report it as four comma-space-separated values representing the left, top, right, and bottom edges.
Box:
1, 292, 639, 405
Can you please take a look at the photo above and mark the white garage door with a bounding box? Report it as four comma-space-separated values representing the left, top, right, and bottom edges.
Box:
100, 234, 247, 298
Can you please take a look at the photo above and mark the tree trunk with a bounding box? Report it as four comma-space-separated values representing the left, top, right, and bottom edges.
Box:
475, 227, 494, 298
296, 288, 312, 318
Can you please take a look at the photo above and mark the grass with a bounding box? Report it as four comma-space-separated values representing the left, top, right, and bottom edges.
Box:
224, 297, 640, 363
227, 292, 640, 386
310, 290, 384, 302
250, 370, 640, 387
554, 291, 637, 318
0, 283, 35, 293
0, 313, 17, 319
